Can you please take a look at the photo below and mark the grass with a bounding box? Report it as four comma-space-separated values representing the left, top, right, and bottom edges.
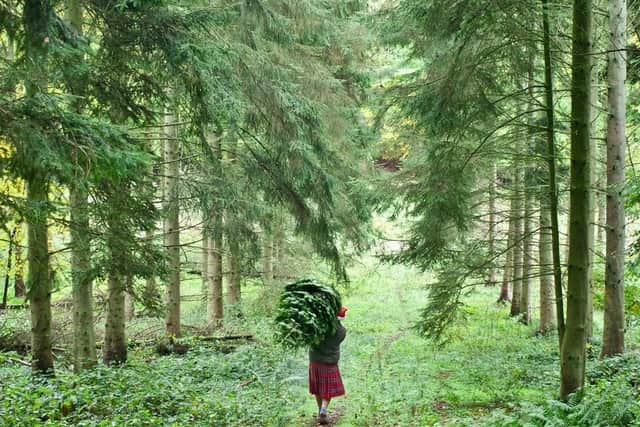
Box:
332, 259, 561, 426
1, 256, 639, 426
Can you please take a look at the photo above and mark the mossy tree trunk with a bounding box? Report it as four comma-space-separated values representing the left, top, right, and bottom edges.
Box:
560, 0, 593, 400
23, 0, 54, 373
27, 175, 54, 372
104, 271, 127, 365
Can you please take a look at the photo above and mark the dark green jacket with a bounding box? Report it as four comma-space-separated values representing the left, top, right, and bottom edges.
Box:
309, 322, 346, 365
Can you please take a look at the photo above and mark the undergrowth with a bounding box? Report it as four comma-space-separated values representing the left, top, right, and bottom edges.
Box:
1, 258, 639, 426
0, 337, 310, 426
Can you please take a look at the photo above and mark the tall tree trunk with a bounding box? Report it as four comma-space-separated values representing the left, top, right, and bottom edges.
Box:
226, 244, 241, 307
26, 175, 53, 372
596, 166, 606, 256
601, 0, 626, 358
560, 0, 593, 400
201, 221, 209, 306
143, 230, 159, 313
520, 187, 533, 325
520, 62, 535, 325
13, 224, 25, 298
70, 182, 98, 371
585, 62, 601, 343
124, 288, 135, 321
510, 163, 523, 317
272, 219, 285, 280
104, 272, 126, 365
2, 228, 16, 308
207, 230, 223, 330
66, 0, 97, 373
164, 109, 181, 338
542, 0, 565, 344
487, 162, 498, 286
498, 210, 514, 303
23, 0, 54, 373
539, 196, 556, 332
498, 219, 515, 303
262, 232, 273, 286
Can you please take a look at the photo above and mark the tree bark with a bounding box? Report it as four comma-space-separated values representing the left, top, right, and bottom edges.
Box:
539, 196, 556, 332
510, 163, 523, 317
207, 231, 223, 330
487, 162, 498, 286
142, 235, 159, 314
13, 224, 26, 299
596, 136, 607, 258
2, 228, 16, 309
262, 232, 274, 286
124, 289, 135, 321
585, 61, 600, 343
164, 109, 181, 338
601, 0, 626, 358
27, 175, 54, 372
104, 272, 127, 365
23, 0, 54, 373
560, 0, 593, 400
520, 187, 533, 325
66, 0, 98, 373
541, 0, 565, 344
226, 243, 241, 307
499, 186, 516, 303
70, 181, 98, 371
201, 221, 209, 306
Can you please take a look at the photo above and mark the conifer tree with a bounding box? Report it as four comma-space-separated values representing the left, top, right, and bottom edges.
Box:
65, 0, 98, 373
560, 0, 593, 400
23, 0, 54, 373
601, 0, 627, 358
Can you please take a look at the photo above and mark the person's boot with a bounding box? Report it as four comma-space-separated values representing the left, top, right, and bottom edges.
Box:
318, 412, 328, 425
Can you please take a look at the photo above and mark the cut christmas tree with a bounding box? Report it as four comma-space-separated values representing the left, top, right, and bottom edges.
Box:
274, 278, 342, 349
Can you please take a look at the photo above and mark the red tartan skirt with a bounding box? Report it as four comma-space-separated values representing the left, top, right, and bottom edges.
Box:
309, 362, 345, 398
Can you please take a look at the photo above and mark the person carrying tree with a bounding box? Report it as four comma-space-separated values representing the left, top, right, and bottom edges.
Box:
309, 305, 348, 425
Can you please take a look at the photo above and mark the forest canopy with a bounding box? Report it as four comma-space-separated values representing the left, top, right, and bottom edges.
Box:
1, 0, 640, 426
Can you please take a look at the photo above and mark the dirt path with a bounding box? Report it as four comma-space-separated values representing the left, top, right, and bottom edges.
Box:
308, 406, 344, 426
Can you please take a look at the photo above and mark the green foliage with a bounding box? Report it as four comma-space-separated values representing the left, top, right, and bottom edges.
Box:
274, 278, 342, 349
2, 256, 640, 426
0, 343, 307, 426
462, 354, 640, 427
593, 264, 640, 327
372, 0, 575, 343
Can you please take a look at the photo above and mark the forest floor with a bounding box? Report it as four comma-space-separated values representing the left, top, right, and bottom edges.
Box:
1, 257, 640, 426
